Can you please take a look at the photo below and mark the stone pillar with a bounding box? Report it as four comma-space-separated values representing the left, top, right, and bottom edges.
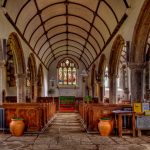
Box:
109, 75, 117, 104
97, 80, 104, 103
129, 63, 145, 103
82, 76, 86, 97
15, 74, 26, 103
34, 78, 38, 102
0, 61, 6, 105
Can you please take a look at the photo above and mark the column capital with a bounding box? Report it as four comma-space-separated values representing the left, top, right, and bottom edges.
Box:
128, 62, 145, 70
0, 60, 6, 67
15, 73, 26, 79
108, 74, 118, 79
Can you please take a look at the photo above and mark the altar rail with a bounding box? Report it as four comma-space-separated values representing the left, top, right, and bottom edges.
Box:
79, 103, 132, 132
2, 102, 56, 132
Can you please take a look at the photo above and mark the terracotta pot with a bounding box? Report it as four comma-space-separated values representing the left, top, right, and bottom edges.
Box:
10, 118, 25, 136
98, 118, 113, 136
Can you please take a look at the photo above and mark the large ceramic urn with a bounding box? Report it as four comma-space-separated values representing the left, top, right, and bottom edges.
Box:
98, 118, 113, 136
9, 118, 25, 136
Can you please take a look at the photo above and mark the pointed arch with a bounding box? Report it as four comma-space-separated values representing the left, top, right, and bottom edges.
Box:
131, 0, 150, 63
28, 53, 37, 80
91, 64, 96, 97
98, 54, 106, 75
27, 53, 37, 101
37, 64, 44, 97
7, 32, 26, 74
108, 35, 125, 76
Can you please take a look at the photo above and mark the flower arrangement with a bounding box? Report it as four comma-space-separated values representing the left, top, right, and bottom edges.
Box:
84, 96, 92, 103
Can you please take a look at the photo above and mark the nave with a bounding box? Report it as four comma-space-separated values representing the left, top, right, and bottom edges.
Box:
0, 113, 150, 150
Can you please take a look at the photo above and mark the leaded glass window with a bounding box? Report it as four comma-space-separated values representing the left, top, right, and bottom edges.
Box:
57, 59, 78, 85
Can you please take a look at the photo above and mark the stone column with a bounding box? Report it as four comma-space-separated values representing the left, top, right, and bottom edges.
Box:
128, 63, 145, 103
34, 78, 38, 102
0, 61, 6, 105
109, 75, 117, 104
15, 74, 26, 103
97, 75, 104, 103
82, 76, 86, 97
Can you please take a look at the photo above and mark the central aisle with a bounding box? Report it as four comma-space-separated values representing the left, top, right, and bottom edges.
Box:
0, 113, 149, 150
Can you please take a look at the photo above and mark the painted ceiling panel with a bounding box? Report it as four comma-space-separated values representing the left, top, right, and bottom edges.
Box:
68, 4, 94, 23
3, 0, 127, 69
69, 0, 98, 11
68, 26, 88, 40
68, 41, 83, 51
94, 16, 110, 42
24, 16, 41, 41
98, 2, 118, 33
30, 26, 45, 48
36, 0, 64, 10
68, 16, 91, 31
91, 27, 105, 49
50, 33, 67, 45
44, 16, 66, 30
34, 36, 48, 53
5, 0, 28, 21
41, 48, 51, 62
47, 26, 66, 39
68, 34, 85, 46
105, 0, 126, 21
41, 4, 65, 22
51, 40, 67, 50
16, 1, 37, 33
38, 43, 50, 58
88, 35, 101, 54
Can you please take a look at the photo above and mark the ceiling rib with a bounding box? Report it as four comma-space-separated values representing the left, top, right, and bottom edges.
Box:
3, 0, 127, 69
34, 0, 55, 60
47, 44, 92, 63
37, 24, 102, 56
41, 39, 95, 61
38, 32, 98, 57
47, 54, 88, 69
4, 13, 48, 69
15, 0, 30, 24
80, 0, 101, 60
88, 13, 128, 69
29, 14, 106, 49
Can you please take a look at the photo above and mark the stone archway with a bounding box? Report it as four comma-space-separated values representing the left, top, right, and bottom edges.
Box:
7, 32, 26, 103
37, 64, 43, 97
129, 0, 150, 102
108, 35, 124, 103
97, 54, 106, 102
27, 53, 37, 102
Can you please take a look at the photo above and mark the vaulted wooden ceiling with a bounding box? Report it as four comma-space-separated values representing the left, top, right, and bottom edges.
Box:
1, 0, 129, 69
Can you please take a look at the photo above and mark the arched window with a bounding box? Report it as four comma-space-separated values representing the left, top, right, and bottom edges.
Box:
57, 58, 78, 86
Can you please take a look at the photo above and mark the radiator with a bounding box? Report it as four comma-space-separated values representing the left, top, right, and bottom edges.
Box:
0, 108, 5, 132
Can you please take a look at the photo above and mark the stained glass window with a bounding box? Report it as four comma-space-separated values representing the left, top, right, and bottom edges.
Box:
57, 59, 78, 85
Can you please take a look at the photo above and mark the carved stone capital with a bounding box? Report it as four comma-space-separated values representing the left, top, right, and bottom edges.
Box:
0, 60, 6, 67
15, 73, 26, 79
128, 63, 145, 70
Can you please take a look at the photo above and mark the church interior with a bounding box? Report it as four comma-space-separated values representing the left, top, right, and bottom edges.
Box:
0, 0, 150, 149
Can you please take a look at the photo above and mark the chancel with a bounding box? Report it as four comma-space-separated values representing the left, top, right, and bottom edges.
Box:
0, 0, 150, 149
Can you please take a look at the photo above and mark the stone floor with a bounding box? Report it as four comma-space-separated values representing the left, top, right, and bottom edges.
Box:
0, 113, 150, 150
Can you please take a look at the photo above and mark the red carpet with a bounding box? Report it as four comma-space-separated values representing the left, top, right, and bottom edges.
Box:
59, 104, 75, 112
